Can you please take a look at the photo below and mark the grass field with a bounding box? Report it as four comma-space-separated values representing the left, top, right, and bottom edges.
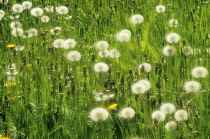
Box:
0, 0, 210, 138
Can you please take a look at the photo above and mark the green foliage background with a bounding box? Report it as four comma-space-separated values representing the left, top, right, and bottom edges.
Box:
0, 0, 210, 138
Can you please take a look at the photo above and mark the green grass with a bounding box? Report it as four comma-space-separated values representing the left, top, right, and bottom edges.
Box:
0, 0, 210, 138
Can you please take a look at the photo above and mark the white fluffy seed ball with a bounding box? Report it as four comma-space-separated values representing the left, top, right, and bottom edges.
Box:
169, 19, 179, 27
191, 66, 208, 78
174, 110, 188, 121
182, 46, 193, 55
160, 103, 175, 114
116, 32, 131, 42
15, 45, 25, 51
121, 107, 135, 119
12, 28, 24, 37
131, 82, 147, 94
139, 63, 152, 73
95, 41, 109, 51
57, 6, 68, 15
98, 50, 110, 58
22, 1, 33, 9
166, 33, 180, 44
138, 79, 151, 91
41, 15, 50, 22
10, 21, 22, 29
184, 81, 201, 93
28, 28, 38, 37
12, 4, 24, 14
162, 45, 176, 56
109, 49, 120, 58
120, 29, 131, 36
94, 62, 109, 72
53, 39, 64, 48
131, 14, 144, 24
90, 107, 109, 122
31, 8, 43, 17
152, 110, 166, 122
156, 5, 165, 13
67, 51, 81, 61
0, 10, 5, 17
165, 121, 177, 131
64, 39, 76, 49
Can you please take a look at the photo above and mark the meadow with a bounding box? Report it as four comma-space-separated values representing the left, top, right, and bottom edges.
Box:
0, 0, 210, 138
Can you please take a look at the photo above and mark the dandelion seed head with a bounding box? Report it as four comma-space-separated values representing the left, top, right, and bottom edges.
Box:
50, 27, 62, 35
31, 8, 43, 17
10, 14, 20, 19
206, 48, 210, 53
90, 107, 109, 122
0, 10, 5, 17
138, 79, 151, 91
191, 66, 208, 78
12, 28, 24, 37
165, 121, 177, 131
152, 110, 166, 122
94, 62, 109, 72
28, 28, 38, 37
162, 45, 176, 56
65, 15, 72, 20
15, 45, 25, 51
120, 107, 135, 119
192, 48, 201, 55
67, 51, 81, 61
7, 76, 16, 82
184, 81, 201, 93
121, 29, 131, 35
41, 15, 49, 22
45, 6, 58, 13
156, 5, 166, 13
10, 21, 22, 29
138, 63, 152, 73
98, 50, 110, 58
12, 4, 24, 14
22, 1, 32, 9
169, 19, 179, 27
182, 46, 193, 55
64, 39, 76, 49
57, 6, 68, 15
0, 15, 4, 20
95, 41, 109, 51
160, 103, 175, 114
131, 82, 147, 94
166, 33, 180, 44
116, 31, 131, 42
53, 39, 64, 48
130, 14, 144, 24
109, 49, 120, 58
6, 64, 18, 76
174, 110, 188, 121
92, 90, 114, 101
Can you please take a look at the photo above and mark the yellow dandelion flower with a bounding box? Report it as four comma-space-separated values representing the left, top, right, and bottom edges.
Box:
7, 44, 16, 48
138, 72, 142, 75
7, 96, 16, 100
0, 137, 10, 139
4, 82, 17, 87
18, 91, 23, 94
108, 103, 118, 110
25, 64, 32, 67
